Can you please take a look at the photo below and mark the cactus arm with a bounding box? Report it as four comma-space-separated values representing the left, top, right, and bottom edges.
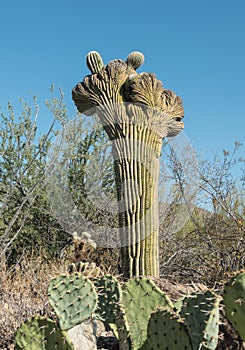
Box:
86, 51, 104, 74
126, 51, 144, 70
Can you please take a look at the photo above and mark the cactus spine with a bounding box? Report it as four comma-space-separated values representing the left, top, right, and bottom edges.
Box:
67, 261, 102, 278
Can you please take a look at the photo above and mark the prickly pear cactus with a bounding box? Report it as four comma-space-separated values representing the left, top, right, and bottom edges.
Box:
121, 277, 173, 349
142, 309, 193, 350
67, 261, 102, 278
173, 295, 185, 313
94, 274, 122, 329
15, 317, 74, 350
114, 304, 132, 350
223, 271, 245, 340
48, 274, 97, 330
180, 290, 220, 350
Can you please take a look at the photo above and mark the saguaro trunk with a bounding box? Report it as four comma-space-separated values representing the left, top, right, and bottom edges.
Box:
112, 125, 162, 277
72, 51, 184, 278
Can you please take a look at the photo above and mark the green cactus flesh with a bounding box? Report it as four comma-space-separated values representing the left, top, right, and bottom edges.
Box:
86, 51, 104, 74
142, 309, 193, 350
223, 271, 245, 340
121, 277, 173, 349
15, 317, 74, 350
173, 295, 185, 313
94, 274, 122, 329
48, 274, 97, 331
126, 52, 144, 70
114, 303, 132, 350
180, 290, 220, 350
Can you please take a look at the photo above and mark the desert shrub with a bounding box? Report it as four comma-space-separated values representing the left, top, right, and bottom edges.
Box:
159, 142, 245, 285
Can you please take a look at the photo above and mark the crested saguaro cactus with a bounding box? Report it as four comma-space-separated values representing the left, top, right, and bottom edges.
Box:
72, 51, 184, 278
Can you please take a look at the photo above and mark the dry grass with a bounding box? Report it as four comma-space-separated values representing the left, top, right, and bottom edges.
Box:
0, 256, 65, 349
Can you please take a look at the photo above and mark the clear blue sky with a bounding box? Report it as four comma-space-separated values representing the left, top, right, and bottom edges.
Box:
0, 0, 244, 165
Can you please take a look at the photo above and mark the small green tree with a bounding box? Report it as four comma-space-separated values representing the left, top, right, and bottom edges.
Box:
0, 94, 66, 265
0, 90, 117, 268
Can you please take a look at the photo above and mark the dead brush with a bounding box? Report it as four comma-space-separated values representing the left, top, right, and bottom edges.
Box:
0, 254, 65, 349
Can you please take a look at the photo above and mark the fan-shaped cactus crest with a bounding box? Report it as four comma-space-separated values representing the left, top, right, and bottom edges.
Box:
72, 51, 184, 278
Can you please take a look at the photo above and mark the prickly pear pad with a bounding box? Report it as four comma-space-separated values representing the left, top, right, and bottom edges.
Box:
48, 274, 97, 331
223, 271, 245, 340
121, 277, 173, 349
180, 290, 219, 350
142, 309, 193, 350
114, 303, 132, 350
94, 274, 122, 328
15, 316, 74, 350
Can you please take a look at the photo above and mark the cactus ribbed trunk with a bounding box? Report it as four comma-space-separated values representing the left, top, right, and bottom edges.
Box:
112, 125, 162, 277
